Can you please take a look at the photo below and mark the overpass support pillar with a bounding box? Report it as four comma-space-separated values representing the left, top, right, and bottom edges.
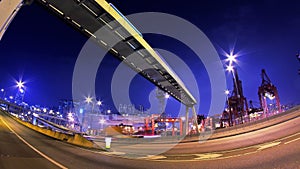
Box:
184, 106, 189, 135
184, 105, 199, 136
192, 106, 199, 133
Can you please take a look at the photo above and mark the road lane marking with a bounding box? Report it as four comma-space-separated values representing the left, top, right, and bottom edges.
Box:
0, 117, 68, 169
78, 131, 300, 162
138, 155, 167, 160
284, 137, 300, 145
102, 151, 126, 155
257, 141, 281, 151
194, 153, 223, 160
278, 132, 300, 140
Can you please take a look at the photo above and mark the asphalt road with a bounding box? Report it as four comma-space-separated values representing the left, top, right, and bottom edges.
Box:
0, 110, 299, 169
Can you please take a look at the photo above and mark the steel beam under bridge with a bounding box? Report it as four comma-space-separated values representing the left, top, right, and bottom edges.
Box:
36, 0, 197, 107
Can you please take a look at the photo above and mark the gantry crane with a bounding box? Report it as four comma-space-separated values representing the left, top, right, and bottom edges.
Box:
220, 68, 248, 127
258, 69, 281, 116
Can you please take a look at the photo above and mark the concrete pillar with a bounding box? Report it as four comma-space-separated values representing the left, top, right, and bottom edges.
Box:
179, 118, 183, 136
185, 106, 189, 135
192, 106, 199, 134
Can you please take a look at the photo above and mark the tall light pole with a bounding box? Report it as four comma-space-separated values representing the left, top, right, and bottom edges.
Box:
15, 80, 26, 104
225, 49, 240, 98
85, 96, 96, 113
96, 100, 103, 114
1, 88, 5, 99
223, 49, 248, 125
85, 96, 95, 132
84, 96, 103, 132
226, 66, 240, 98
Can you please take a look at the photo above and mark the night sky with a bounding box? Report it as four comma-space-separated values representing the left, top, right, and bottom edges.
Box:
0, 0, 299, 115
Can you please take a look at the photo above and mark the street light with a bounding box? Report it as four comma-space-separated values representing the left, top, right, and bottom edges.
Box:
226, 65, 234, 72
0, 88, 5, 99
97, 100, 102, 106
16, 80, 25, 89
225, 89, 230, 95
226, 65, 240, 98
165, 93, 170, 99
225, 52, 237, 65
224, 49, 240, 98
85, 96, 93, 104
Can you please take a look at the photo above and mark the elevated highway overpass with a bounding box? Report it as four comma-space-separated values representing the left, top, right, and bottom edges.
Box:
0, 0, 199, 133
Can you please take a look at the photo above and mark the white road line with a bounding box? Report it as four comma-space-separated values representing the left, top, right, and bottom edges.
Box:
284, 137, 300, 145
0, 117, 68, 169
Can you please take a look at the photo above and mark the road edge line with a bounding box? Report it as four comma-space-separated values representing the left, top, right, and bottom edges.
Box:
0, 117, 68, 169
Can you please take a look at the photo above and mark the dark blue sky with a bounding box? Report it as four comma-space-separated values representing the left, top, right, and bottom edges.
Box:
0, 0, 299, 115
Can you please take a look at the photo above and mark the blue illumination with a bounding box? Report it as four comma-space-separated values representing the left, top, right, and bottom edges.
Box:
80, 108, 84, 114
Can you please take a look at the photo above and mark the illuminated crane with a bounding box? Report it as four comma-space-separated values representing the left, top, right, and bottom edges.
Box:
221, 68, 248, 127
258, 69, 281, 116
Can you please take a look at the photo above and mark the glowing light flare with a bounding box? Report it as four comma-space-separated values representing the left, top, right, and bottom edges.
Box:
165, 93, 170, 99
225, 52, 237, 64
221, 47, 244, 72
85, 96, 93, 104
97, 101, 102, 106
226, 65, 234, 72
225, 90, 230, 95
16, 80, 25, 89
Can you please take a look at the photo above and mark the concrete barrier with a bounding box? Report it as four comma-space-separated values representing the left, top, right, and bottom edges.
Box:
209, 106, 300, 139
8, 113, 98, 149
